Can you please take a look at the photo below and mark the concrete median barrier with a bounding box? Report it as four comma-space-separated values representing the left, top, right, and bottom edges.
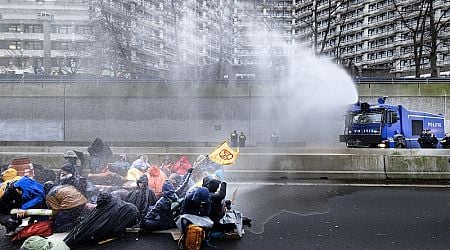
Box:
385, 155, 450, 180
227, 154, 386, 181
0, 151, 386, 181
0, 149, 449, 181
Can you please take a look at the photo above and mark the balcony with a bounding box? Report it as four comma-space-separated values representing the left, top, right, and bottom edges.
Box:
0, 49, 43, 57
51, 33, 92, 41
0, 33, 44, 40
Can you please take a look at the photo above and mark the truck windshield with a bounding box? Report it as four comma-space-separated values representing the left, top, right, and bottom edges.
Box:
351, 113, 382, 124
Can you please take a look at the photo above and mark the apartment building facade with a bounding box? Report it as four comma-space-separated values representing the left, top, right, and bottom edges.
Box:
232, 0, 293, 79
0, 0, 93, 75
0, 0, 235, 78
292, 0, 450, 77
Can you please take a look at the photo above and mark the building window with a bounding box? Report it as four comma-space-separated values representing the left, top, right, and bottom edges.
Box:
53, 25, 73, 34
24, 41, 43, 50
76, 26, 91, 35
8, 24, 21, 33
24, 25, 43, 33
51, 58, 64, 67
51, 42, 71, 50
9, 41, 21, 50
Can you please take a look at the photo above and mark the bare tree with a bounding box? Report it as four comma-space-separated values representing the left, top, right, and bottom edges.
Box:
319, 0, 344, 54
61, 40, 95, 75
298, 0, 343, 55
212, 0, 234, 79
332, 1, 350, 63
90, 0, 138, 78
426, 0, 450, 77
393, 0, 430, 77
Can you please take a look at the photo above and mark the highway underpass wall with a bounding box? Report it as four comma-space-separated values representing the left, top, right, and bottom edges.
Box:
0, 81, 449, 146
1, 150, 450, 180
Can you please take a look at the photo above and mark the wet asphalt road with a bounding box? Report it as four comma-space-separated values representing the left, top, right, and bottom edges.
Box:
2, 181, 450, 250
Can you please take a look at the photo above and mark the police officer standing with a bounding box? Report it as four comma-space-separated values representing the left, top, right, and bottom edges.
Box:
239, 132, 246, 147
230, 130, 238, 147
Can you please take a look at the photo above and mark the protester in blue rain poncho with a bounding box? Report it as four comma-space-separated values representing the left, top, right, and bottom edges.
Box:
140, 168, 193, 231
176, 186, 214, 243
13, 176, 46, 211
140, 180, 177, 231
0, 176, 46, 234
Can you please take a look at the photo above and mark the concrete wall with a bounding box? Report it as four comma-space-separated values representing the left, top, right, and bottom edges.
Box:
0, 81, 449, 145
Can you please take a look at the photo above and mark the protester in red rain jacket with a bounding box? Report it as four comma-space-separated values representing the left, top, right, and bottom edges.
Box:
172, 156, 192, 175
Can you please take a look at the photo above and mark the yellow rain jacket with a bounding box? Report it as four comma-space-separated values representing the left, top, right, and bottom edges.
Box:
0, 168, 21, 198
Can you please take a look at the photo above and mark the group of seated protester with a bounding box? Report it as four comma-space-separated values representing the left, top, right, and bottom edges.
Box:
0, 150, 250, 249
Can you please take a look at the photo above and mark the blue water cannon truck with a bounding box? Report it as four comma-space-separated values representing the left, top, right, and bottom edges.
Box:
339, 97, 445, 148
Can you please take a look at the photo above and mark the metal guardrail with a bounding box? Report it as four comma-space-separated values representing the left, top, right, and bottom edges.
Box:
1, 75, 450, 85
0, 76, 241, 85
354, 77, 450, 84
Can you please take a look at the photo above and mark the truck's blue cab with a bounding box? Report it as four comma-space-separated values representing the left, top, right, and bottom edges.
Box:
339, 97, 445, 148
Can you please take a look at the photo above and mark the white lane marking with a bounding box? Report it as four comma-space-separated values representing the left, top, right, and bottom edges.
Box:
227, 182, 450, 188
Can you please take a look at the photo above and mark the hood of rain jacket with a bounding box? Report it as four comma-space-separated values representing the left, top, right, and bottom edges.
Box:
202, 176, 221, 193
172, 156, 192, 175
148, 165, 160, 178
13, 176, 45, 210
2, 168, 18, 181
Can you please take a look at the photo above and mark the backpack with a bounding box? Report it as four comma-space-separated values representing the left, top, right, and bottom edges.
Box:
180, 224, 205, 250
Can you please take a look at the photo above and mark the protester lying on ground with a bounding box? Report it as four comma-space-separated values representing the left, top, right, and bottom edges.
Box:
140, 168, 193, 232
160, 155, 173, 177
46, 184, 88, 232
0, 168, 21, 198
64, 192, 139, 248
125, 175, 157, 220
172, 156, 192, 175
21, 235, 70, 250
109, 154, 130, 177
146, 164, 167, 198
0, 176, 47, 235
